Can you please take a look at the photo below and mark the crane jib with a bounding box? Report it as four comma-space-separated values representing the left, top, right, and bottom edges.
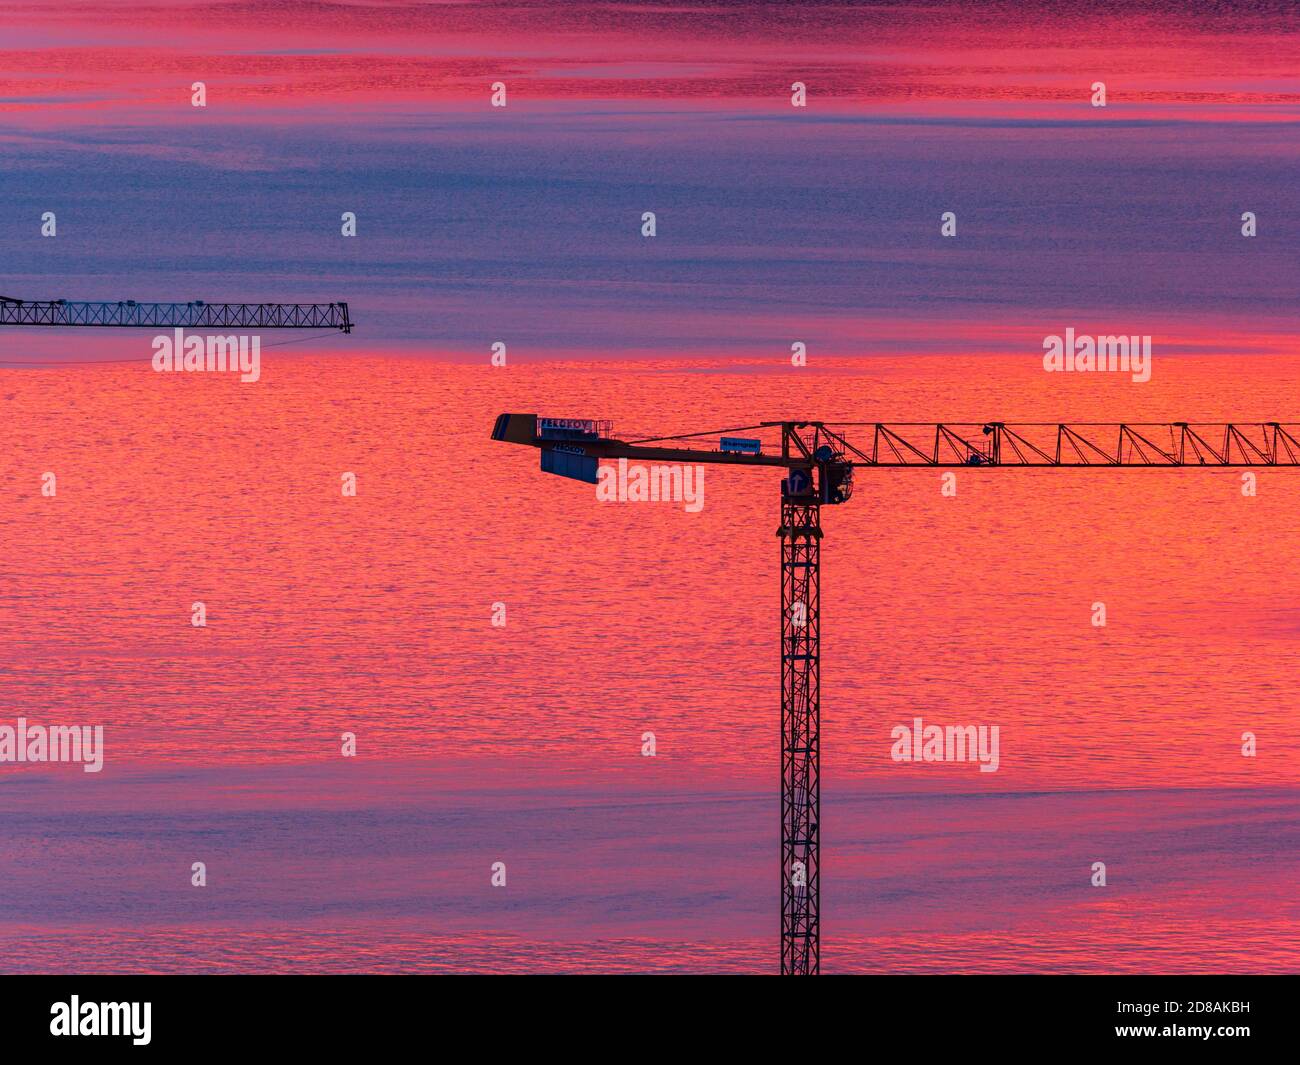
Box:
0, 297, 354, 333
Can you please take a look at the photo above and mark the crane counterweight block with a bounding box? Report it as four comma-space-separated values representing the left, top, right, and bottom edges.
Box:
491, 413, 540, 445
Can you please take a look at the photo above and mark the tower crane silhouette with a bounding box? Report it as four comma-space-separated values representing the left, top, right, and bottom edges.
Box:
493, 412, 1300, 974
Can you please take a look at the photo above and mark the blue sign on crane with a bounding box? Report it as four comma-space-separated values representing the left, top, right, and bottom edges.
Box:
784, 469, 812, 496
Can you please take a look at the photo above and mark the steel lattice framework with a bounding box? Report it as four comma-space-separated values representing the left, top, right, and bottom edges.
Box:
780, 498, 821, 974
491, 411, 1300, 975
814, 421, 1300, 467
0, 296, 352, 333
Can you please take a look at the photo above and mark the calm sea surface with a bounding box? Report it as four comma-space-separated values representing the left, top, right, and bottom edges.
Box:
0, 353, 1296, 972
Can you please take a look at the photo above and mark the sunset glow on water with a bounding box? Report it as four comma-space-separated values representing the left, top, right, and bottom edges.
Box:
2, 354, 1297, 972
0, 0, 1297, 976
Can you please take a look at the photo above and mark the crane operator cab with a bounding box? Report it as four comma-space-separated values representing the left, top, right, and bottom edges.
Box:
815, 444, 854, 505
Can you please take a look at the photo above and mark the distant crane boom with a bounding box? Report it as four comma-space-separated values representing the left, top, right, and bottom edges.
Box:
0, 295, 352, 333
493, 411, 1300, 975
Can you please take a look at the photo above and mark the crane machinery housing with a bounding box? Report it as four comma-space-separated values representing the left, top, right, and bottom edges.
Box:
492, 412, 1300, 975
